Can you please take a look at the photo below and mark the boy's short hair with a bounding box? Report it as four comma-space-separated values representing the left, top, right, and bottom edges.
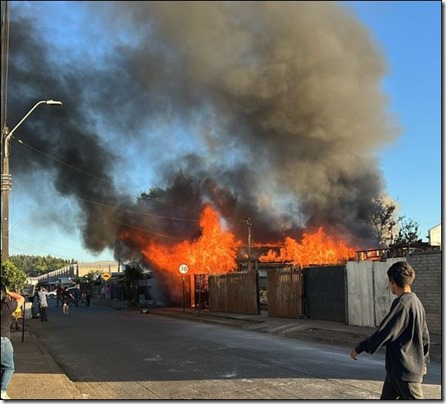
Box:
387, 261, 415, 287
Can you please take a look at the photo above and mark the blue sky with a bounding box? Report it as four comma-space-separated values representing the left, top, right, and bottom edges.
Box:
6, 1, 441, 263
345, 1, 441, 235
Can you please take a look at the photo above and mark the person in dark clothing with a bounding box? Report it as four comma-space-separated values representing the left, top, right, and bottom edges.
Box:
85, 287, 91, 307
62, 287, 75, 315
56, 284, 63, 308
1, 284, 25, 400
350, 261, 430, 399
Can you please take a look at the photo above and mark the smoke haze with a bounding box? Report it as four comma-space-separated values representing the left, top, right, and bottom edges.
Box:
6, 1, 399, 261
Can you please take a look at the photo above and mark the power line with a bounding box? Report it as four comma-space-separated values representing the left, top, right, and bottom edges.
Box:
11, 136, 204, 219
12, 137, 115, 185
11, 135, 250, 225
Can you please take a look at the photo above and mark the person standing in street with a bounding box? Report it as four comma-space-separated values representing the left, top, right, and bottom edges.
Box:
350, 261, 430, 399
85, 283, 91, 307
62, 287, 75, 315
56, 284, 63, 308
73, 286, 81, 307
37, 287, 49, 322
31, 290, 40, 319
105, 284, 111, 301
1, 284, 25, 400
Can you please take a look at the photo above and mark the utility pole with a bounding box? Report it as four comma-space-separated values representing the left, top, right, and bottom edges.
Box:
1, 0, 10, 263
247, 218, 252, 271
1, 128, 12, 262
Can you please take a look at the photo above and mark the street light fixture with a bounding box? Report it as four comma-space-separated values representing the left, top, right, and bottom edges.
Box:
3, 100, 63, 158
1, 99, 62, 262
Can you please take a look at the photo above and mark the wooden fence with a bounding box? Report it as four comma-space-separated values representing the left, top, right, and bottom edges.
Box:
267, 267, 303, 318
208, 271, 259, 314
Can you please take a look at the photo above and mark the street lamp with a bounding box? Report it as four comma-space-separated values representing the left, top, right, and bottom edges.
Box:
1, 99, 62, 262
2, 100, 62, 158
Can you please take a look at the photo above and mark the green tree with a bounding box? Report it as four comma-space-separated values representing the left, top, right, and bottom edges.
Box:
1, 260, 27, 292
137, 187, 167, 204
9, 255, 71, 276
368, 197, 398, 246
393, 216, 420, 245
368, 197, 421, 247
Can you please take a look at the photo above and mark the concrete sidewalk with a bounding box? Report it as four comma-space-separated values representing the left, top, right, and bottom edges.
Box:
6, 300, 441, 400
7, 329, 86, 400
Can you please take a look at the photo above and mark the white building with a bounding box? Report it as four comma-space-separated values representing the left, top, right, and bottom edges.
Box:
428, 224, 441, 248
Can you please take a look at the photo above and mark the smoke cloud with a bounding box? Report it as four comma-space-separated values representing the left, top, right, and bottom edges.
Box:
6, 2, 399, 261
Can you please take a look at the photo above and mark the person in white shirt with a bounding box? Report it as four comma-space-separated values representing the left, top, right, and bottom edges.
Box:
37, 287, 49, 322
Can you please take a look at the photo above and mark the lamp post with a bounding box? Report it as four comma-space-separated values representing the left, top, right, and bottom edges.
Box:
1, 100, 62, 262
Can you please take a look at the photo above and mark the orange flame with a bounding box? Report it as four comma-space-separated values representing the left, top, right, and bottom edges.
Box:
139, 205, 240, 301
259, 227, 356, 266
120, 205, 356, 303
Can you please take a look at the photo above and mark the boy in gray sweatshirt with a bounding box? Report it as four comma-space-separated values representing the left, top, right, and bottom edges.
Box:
350, 261, 430, 399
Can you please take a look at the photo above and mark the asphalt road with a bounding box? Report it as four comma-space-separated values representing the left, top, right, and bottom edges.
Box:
28, 301, 442, 400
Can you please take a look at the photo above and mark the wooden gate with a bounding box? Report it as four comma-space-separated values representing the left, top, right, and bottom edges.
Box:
208, 271, 259, 314
267, 267, 303, 318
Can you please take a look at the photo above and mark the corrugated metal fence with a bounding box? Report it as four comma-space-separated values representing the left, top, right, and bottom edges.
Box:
304, 265, 346, 322
346, 258, 402, 327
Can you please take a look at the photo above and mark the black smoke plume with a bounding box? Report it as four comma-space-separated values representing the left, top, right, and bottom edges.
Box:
5, 2, 399, 261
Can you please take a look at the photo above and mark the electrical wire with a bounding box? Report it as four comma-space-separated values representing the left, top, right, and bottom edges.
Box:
10, 135, 250, 225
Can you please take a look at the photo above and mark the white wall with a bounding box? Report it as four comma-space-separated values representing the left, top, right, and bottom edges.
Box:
346, 258, 402, 327
428, 224, 441, 247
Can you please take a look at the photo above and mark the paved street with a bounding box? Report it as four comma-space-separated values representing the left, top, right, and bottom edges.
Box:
18, 300, 441, 400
